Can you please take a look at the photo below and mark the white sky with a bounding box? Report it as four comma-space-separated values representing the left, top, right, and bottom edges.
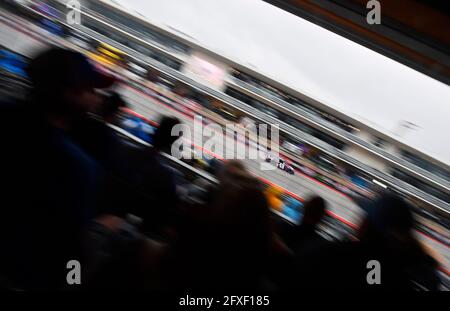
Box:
116, 0, 450, 166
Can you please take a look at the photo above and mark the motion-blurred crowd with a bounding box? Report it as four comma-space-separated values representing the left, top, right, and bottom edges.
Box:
0, 48, 442, 291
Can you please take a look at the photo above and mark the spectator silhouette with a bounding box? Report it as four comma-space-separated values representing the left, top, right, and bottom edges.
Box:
71, 91, 126, 170
70, 91, 138, 218
289, 196, 327, 254
121, 116, 182, 237
294, 193, 440, 290
0, 48, 114, 290
100, 91, 127, 125
271, 196, 327, 289
152, 116, 182, 154
275, 196, 325, 250
164, 160, 273, 290
356, 193, 440, 290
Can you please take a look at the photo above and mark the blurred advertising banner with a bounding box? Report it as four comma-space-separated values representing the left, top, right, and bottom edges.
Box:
182, 51, 228, 92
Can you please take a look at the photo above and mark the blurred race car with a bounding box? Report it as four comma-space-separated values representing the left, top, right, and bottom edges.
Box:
277, 159, 295, 175
265, 153, 295, 175
265, 152, 275, 163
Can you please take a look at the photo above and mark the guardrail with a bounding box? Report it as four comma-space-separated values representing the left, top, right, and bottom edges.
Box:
78, 6, 188, 64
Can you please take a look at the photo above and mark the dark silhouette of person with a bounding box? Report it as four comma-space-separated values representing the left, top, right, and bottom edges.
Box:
270, 196, 328, 289
0, 48, 115, 290
281, 196, 327, 253
152, 116, 182, 154
100, 91, 127, 125
70, 91, 135, 218
163, 161, 273, 290
119, 116, 182, 237
294, 193, 440, 290
71, 91, 127, 169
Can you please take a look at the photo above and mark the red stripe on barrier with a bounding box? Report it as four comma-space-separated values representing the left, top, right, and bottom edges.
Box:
439, 266, 450, 277
256, 176, 305, 203
121, 83, 195, 122
326, 210, 358, 230
417, 231, 449, 250
122, 107, 159, 127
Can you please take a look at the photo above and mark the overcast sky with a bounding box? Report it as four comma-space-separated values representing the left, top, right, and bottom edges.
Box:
115, 0, 450, 166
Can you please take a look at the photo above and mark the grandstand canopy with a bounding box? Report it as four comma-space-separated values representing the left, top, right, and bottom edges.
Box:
263, 0, 450, 85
